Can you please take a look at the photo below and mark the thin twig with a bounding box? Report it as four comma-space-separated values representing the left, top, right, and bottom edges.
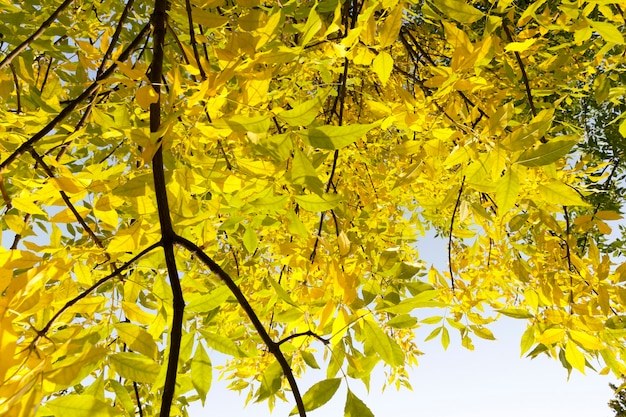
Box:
448, 177, 465, 292
184, 0, 206, 79
0, 22, 151, 172
30, 242, 161, 346
96, 0, 136, 77
0, 0, 74, 71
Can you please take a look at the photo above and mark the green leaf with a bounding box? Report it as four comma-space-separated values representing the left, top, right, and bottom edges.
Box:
108, 379, 135, 415
267, 275, 298, 307
429, 0, 485, 23
344, 389, 375, 417
199, 330, 243, 357
362, 320, 404, 367
243, 225, 259, 253
327, 341, 346, 379
441, 326, 450, 350
521, 326, 536, 355
301, 350, 320, 369
257, 360, 283, 402
277, 92, 327, 127
299, 123, 377, 150
590, 20, 625, 44
387, 314, 418, 329
294, 193, 343, 212
191, 343, 213, 406
538, 179, 589, 207
516, 138, 578, 167
289, 378, 341, 415
495, 167, 519, 214
45, 394, 118, 417
109, 352, 160, 384
114, 323, 158, 359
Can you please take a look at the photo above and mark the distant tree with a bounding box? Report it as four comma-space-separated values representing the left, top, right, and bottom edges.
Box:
610, 382, 626, 417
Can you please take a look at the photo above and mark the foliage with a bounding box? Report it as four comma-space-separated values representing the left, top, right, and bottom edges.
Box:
1, 0, 626, 416
610, 381, 626, 417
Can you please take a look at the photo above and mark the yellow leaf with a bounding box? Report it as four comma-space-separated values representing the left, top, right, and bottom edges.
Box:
373, 52, 393, 86
379, 3, 404, 48
565, 340, 586, 373
569, 330, 604, 350
536, 327, 564, 345
135, 85, 159, 110
50, 206, 90, 223
495, 167, 519, 214
505, 38, 537, 52
109, 352, 160, 383
538, 179, 589, 207
590, 20, 625, 44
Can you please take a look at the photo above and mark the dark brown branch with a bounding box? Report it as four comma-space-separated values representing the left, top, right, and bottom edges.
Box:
174, 236, 307, 417
502, 23, 540, 126
149, 3, 185, 417
96, 0, 136, 77
31, 242, 161, 346
0, 22, 151, 172
448, 177, 465, 292
133, 381, 144, 417
0, 0, 74, 71
184, 0, 206, 79
9, 63, 21, 113
29, 150, 107, 252
278, 330, 330, 346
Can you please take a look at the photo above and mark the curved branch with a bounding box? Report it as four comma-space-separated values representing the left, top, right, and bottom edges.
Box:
0, 22, 151, 172
148, 3, 186, 417
28, 149, 107, 253
31, 241, 161, 346
448, 177, 465, 292
0, 0, 74, 71
278, 330, 330, 346
174, 235, 307, 417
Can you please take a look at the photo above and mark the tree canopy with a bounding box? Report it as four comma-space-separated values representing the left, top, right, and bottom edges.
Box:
1, 0, 626, 416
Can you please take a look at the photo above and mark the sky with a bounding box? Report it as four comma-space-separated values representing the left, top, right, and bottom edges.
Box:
189, 315, 618, 417
187, 232, 621, 417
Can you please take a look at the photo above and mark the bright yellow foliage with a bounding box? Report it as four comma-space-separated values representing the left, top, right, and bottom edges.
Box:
1, 0, 626, 416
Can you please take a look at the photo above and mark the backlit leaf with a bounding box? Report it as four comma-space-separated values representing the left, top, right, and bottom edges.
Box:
344, 389, 374, 417
289, 378, 340, 415
45, 395, 118, 417
516, 138, 578, 167
299, 123, 377, 150
430, 0, 485, 23
109, 352, 160, 383
191, 343, 213, 405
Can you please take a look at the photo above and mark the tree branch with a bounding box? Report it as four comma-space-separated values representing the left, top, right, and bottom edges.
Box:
96, 0, 136, 77
148, 2, 186, 417
0, 0, 74, 71
30, 242, 161, 346
174, 236, 307, 417
448, 177, 464, 292
0, 22, 151, 172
